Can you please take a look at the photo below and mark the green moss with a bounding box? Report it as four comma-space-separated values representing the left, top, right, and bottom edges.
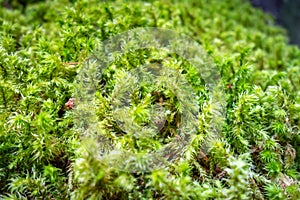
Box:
0, 0, 299, 199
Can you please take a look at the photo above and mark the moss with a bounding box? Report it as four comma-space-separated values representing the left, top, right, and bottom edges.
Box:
0, 0, 299, 199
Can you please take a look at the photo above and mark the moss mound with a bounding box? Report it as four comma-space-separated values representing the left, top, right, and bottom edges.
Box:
0, 0, 299, 199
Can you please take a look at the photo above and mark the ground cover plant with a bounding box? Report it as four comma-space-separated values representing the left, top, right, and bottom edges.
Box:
0, 0, 299, 199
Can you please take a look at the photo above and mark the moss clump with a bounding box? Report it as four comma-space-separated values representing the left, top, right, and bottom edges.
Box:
0, 0, 299, 199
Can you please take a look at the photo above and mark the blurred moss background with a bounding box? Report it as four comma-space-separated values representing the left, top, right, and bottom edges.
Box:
250, 0, 300, 47
3, 0, 300, 47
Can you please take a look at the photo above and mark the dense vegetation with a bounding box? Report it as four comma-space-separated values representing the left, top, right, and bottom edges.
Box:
0, 0, 299, 199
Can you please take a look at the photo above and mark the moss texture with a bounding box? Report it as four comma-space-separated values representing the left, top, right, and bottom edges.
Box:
0, 0, 299, 199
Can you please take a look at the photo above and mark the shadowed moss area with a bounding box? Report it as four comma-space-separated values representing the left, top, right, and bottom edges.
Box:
0, 0, 299, 199
250, 0, 300, 47
280, 1, 300, 47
